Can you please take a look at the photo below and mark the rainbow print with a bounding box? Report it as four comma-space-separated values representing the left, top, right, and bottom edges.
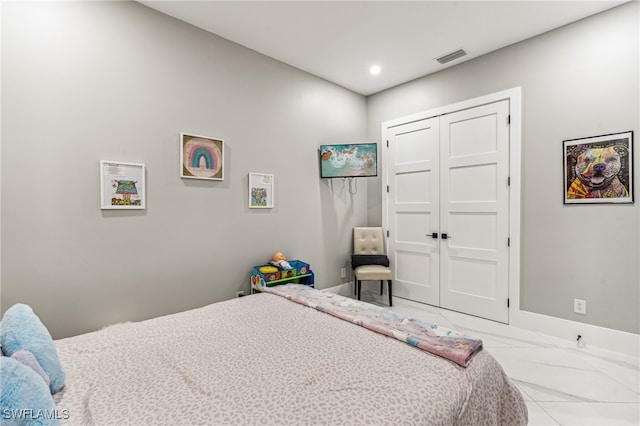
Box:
190, 147, 216, 170
181, 133, 224, 180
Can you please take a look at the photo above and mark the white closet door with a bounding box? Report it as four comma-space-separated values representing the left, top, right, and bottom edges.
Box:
439, 100, 510, 323
387, 118, 440, 305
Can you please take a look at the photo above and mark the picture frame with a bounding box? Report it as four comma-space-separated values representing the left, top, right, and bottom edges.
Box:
180, 132, 224, 180
249, 173, 274, 209
319, 142, 377, 178
563, 131, 634, 204
100, 161, 146, 210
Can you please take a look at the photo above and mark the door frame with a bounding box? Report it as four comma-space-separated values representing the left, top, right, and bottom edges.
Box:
381, 87, 521, 323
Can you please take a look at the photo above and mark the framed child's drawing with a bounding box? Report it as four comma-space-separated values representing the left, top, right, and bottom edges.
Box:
180, 133, 224, 181
100, 161, 146, 209
563, 131, 633, 204
249, 173, 274, 209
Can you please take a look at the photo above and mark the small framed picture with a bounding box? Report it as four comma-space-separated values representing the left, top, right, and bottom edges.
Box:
180, 132, 224, 180
100, 161, 146, 209
563, 131, 634, 204
249, 173, 274, 209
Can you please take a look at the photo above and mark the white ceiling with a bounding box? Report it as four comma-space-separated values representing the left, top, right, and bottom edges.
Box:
139, 1, 628, 96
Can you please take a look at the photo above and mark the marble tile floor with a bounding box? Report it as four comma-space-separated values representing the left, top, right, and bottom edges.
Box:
351, 288, 640, 425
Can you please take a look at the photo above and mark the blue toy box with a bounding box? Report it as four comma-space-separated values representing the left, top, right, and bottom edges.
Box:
251, 260, 313, 291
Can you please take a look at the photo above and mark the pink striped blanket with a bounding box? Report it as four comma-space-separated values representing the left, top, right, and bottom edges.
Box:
264, 284, 483, 367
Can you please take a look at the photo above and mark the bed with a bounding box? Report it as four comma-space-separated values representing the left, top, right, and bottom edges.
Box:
4, 285, 527, 425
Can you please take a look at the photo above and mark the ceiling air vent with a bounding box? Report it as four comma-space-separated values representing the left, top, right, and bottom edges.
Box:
435, 48, 467, 65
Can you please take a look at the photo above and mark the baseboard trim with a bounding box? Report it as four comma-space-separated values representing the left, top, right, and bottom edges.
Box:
323, 282, 352, 296
512, 309, 639, 358
322, 283, 639, 358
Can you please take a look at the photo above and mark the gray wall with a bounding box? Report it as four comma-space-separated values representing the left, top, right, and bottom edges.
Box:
2, 1, 638, 339
367, 3, 639, 334
1, 1, 368, 339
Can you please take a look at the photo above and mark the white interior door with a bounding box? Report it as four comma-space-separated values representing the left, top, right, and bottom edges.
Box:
383, 97, 512, 323
439, 100, 510, 323
386, 118, 440, 305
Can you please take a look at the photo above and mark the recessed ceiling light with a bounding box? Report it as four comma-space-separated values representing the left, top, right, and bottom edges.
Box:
369, 65, 381, 75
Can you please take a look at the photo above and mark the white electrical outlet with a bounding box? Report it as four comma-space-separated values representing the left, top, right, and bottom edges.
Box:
340, 268, 346, 278
574, 298, 586, 315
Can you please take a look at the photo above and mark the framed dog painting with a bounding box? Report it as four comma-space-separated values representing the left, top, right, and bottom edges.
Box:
563, 131, 634, 204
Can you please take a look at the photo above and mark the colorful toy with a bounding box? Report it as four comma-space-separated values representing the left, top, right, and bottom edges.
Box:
251, 259, 312, 291
270, 252, 292, 270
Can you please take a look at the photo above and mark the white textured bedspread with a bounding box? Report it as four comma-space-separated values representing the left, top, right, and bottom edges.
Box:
53, 291, 527, 425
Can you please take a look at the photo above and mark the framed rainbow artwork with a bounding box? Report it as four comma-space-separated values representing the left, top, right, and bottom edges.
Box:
180, 132, 224, 181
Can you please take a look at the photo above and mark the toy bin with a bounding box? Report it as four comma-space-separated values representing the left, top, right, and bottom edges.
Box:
289, 260, 310, 275
250, 260, 313, 291
251, 265, 279, 289
280, 269, 296, 280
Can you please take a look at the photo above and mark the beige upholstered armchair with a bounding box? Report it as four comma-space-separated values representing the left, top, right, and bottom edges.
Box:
352, 227, 393, 306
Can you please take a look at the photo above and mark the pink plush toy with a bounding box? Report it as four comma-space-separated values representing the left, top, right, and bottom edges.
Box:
11, 350, 51, 387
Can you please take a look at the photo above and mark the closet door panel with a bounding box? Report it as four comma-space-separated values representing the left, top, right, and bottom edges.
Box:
383, 95, 513, 323
449, 163, 497, 202
439, 100, 510, 323
449, 212, 497, 250
386, 118, 440, 306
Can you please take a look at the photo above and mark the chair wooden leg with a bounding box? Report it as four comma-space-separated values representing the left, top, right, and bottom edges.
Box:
357, 280, 362, 300
388, 280, 392, 306
380, 280, 383, 295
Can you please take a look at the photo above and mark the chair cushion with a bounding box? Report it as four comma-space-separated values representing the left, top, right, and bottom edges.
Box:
351, 255, 389, 269
353, 227, 385, 255
354, 264, 392, 280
